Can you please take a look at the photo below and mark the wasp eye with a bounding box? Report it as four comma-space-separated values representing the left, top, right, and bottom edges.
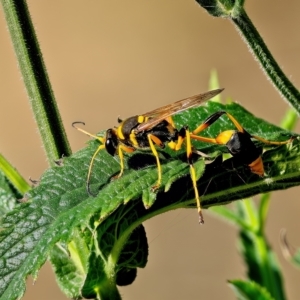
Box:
105, 138, 117, 156
105, 129, 118, 156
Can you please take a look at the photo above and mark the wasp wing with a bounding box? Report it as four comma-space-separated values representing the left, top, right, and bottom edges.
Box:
135, 88, 224, 132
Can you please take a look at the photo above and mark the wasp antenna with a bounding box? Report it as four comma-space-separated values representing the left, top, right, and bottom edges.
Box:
72, 121, 85, 129
72, 121, 101, 140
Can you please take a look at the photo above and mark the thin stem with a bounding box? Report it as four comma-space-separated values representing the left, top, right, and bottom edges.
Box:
258, 193, 271, 234
255, 234, 286, 300
231, 8, 300, 114
1, 0, 71, 166
0, 153, 30, 194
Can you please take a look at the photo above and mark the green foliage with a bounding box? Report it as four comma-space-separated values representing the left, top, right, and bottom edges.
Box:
1, 1, 300, 299
212, 198, 286, 300
0, 99, 299, 299
229, 280, 275, 300
0, 154, 30, 197
49, 230, 90, 298
0, 171, 20, 220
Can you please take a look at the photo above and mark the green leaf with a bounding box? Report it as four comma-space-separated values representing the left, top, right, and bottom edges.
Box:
229, 280, 275, 300
0, 154, 30, 196
258, 193, 271, 234
214, 195, 287, 299
0, 101, 298, 299
209, 205, 251, 230
82, 217, 148, 299
49, 229, 90, 299
231, 199, 286, 300
212, 196, 286, 300
280, 108, 298, 131
0, 171, 19, 220
238, 228, 286, 300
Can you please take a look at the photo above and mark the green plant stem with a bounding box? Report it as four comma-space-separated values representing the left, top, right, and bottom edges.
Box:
231, 8, 300, 114
255, 233, 285, 300
239, 199, 286, 300
258, 193, 271, 234
1, 0, 71, 166
0, 153, 30, 194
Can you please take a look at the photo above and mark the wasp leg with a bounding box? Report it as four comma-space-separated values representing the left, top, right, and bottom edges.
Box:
192, 111, 228, 135
167, 125, 187, 151
192, 110, 293, 145
185, 128, 204, 224
115, 144, 135, 179
169, 127, 204, 224
193, 110, 293, 143
87, 143, 135, 195
251, 134, 295, 145
165, 115, 176, 128
147, 134, 164, 191
191, 111, 243, 145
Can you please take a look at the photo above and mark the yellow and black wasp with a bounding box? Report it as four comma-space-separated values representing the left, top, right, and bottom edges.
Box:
73, 89, 293, 224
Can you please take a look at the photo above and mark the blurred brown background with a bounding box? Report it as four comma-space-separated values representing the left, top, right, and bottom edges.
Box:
1, 1, 300, 299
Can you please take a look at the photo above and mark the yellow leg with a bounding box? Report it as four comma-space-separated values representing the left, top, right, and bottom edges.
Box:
147, 134, 162, 190
185, 129, 204, 224
190, 134, 218, 144
192, 111, 244, 135
167, 126, 205, 223
166, 116, 176, 128
224, 112, 244, 132
115, 144, 135, 179
175, 134, 185, 151
190, 130, 236, 146
149, 128, 204, 223
117, 145, 125, 178
251, 134, 294, 145
192, 111, 225, 135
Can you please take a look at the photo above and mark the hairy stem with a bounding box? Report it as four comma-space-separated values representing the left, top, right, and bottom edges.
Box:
231, 8, 300, 114
1, 0, 71, 165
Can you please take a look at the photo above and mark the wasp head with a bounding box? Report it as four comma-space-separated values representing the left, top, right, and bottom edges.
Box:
105, 128, 119, 156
